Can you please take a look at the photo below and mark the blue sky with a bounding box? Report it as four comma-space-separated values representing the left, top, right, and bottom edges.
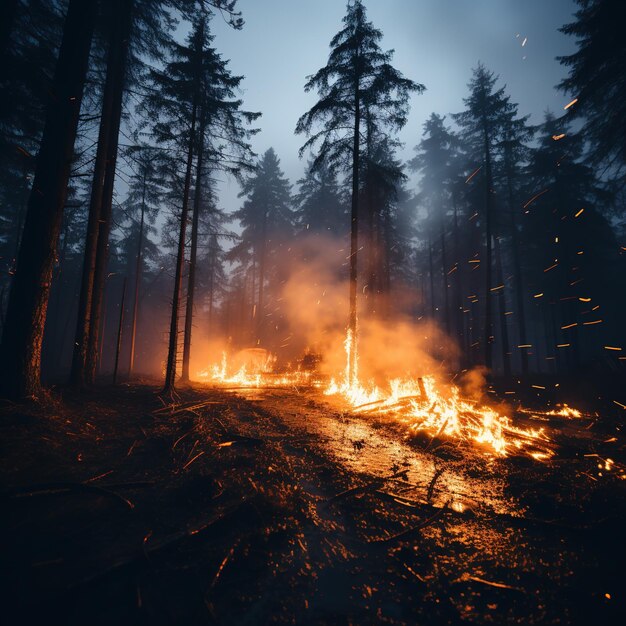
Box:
204, 0, 578, 213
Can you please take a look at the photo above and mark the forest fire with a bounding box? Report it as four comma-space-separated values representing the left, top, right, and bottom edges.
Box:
195, 330, 567, 459
2, 0, 626, 623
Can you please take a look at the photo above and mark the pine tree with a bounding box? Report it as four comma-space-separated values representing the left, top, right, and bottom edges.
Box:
558, 0, 626, 186
410, 114, 457, 335
180, 20, 259, 381
452, 64, 515, 371
0, 0, 97, 399
0, 0, 64, 294
496, 102, 534, 375
229, 148, 293, 347
524, 112, 624, 371
140, 14, 258, 392
362, 135, 406, 317
296, 0, 423, 382
118, 146, 166, 376
294, 159, 347, 237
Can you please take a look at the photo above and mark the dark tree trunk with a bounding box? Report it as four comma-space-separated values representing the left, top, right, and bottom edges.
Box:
452, 199, 466, 364
483, 131, 495, 370
257, 214, 267, 345
113, 277, 127, 385
72, 0, 133, 387
381, 203, 391, 318
348, 79, 360, 384
494, 235, 511, 376
366, 184, 377, 315
428, 235, 435, 319
128, 170, 147, 376
440, 219, 450, 336
85, 0, 133, 385
506, 171, 529, 375
163, 98, 198, 393
181, 113, 206, 381
0, 0, 96, 399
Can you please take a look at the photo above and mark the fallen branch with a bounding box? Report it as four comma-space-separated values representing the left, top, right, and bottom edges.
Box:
455, 573, 524, 592
7, 481, 136, 510
426, 468, 445, 502
369, 500, 451, 544
327, 469, 409, 504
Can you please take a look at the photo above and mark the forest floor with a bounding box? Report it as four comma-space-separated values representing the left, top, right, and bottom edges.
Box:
1, 380, 625, 625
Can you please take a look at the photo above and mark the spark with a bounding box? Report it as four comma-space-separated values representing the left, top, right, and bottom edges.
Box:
532, 385, 546, 390
552, 133, 566, 141
613, 400, 626, 410
518, 344, 532, 348
557, 343, 570, 348
534, 293, 543, 298
579, 297, 591, 302
490, 285, 504, 292
564, 98, 578, 110
465, 166, 482, 184
574, 208, 584, 218
583, 319, 602, 325
604, 346, 622, 351
523, 188, 549, 208
544, 263, 558, 273
561, 323, 577, 329
521, 37, 527, 47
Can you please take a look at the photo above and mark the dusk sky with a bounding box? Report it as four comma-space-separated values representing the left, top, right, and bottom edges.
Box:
205, 0, 579, 214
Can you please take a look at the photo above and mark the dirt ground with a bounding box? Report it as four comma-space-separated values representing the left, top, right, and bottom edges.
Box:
1, 381, 625, 625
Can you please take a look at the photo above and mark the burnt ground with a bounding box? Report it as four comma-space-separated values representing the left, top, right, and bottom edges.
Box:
0, 381, 625, 625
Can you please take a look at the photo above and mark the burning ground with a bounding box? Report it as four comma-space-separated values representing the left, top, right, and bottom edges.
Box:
1, 380, 624, 625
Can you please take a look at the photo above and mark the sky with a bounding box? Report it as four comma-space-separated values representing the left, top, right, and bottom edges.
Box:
204, 0, 579, 214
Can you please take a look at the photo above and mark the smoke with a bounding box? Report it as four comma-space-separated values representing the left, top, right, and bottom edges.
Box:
188, 233, 480, 396
277, 234, 460, 384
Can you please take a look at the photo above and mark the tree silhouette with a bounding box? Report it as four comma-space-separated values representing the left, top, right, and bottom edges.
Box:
296, 0, 423, 382
558, 0, 626, 187
453, 64, 515, 372
0, 0, 97, 399
229, 148, 293, 347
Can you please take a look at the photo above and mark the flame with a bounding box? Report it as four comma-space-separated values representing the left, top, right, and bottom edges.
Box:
194, 331, 585, 460
196, 349, 313, 387
323, 330, 553, 458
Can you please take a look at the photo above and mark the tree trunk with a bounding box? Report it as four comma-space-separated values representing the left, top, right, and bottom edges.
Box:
348, 77, 360, 384
428, 235, 435, 319
257, 214, 267, 345
128, 170, 147, 377
71, 3, 122, 386
483, 131, 495, 370
181, 113, 206, 381
494, 235, 511, 376
440, 218, 450, 336
0, 0, 96, 399
113, 277, 127, 384
84, 0, 133, 385
506, 167, 529, 375
163, 97, 198, 393
452, 198, 466, 364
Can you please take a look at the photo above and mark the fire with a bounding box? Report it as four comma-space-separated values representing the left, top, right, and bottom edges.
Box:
195, 331, 583, 460
196, 348, 313, 387
324, 331, 552, 458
